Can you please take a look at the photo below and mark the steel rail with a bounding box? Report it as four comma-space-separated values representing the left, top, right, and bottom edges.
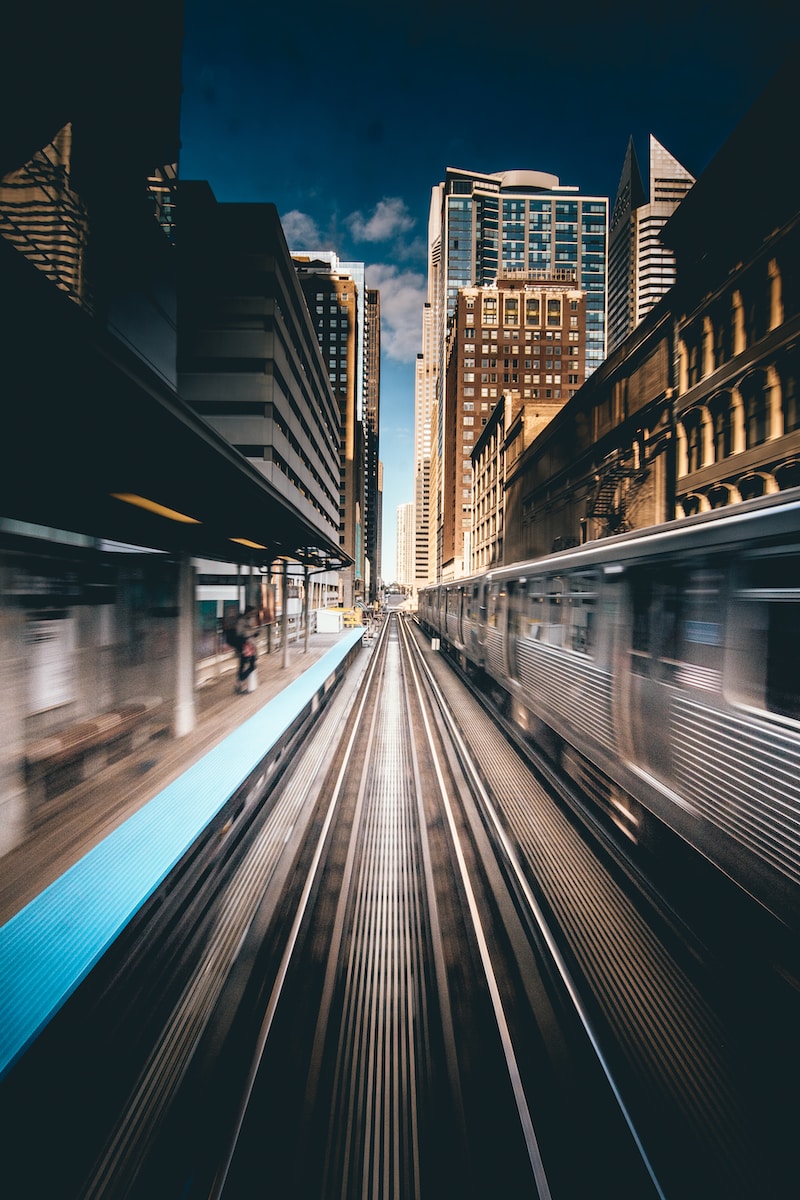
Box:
397, 616, 555, 1199
207, 615, 393, 1200
400, 617, 669, 1199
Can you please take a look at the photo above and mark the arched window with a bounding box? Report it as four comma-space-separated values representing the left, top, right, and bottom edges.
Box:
777, 351, 799, 434
682, 409, 704, 473
740, 370, 770, 448
738, 474, 767, 501
775, 460, 800, 491
708, 392, 733, 461
741, 271, 770, 346
680, 494, 703, 517
713, 301, 733, 369
707, 483, 735, 509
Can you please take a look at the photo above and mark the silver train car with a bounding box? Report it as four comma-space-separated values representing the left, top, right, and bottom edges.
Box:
418, 489, 800, 932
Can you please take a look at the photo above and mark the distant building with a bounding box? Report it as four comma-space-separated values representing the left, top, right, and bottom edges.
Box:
292, 252, 367, 607
607, 135, 694, 355
364, 288, 382, 601
439, 273, 586, 579
416, 166, 607, 585
414, 300, 436, 596
396, 503, 415, 588
376, 460, 384, 590
472, 389, 566, 572
177, 185, 342, 564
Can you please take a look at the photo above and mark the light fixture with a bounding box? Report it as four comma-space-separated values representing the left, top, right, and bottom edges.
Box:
111, 493, 200, 524
230, 537, 268, 550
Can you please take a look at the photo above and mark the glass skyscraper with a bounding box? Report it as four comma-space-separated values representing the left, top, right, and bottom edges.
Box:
416, 167, 608, 583
434, 167, 608, 376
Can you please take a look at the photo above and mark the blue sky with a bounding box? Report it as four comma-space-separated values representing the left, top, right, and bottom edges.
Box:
178, 1, 799, 582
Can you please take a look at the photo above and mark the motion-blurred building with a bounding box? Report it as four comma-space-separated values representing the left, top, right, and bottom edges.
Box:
0, 5, 348, 855
364, 288, 382, 600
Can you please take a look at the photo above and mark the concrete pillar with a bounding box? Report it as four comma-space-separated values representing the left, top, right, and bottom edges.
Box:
768, 365, 782, 438
676, 422, 687, 478
731, 389, 746, 454
0, 586, 28, 853
701, 406, 714, 468
304, 564, 310, 654
281, 559, 289, 671
173, 555, 196, 737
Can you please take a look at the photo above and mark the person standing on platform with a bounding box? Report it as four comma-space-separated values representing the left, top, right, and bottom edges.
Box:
235, 606, 258, 693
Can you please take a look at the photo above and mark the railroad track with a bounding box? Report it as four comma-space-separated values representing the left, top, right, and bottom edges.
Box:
3, 613, 793, 1197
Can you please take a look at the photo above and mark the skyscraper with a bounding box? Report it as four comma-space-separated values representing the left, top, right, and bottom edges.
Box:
293, 252, 365, 607
364, 287, 381, 602
396, 502, 415, 588
416, 166, 607, 584
440, 272, 587, 579
607, 135, 695, 354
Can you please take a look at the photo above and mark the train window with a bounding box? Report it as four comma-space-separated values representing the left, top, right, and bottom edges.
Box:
630, 569, 685, 676
487, 584, 505, 628
525, 579, 545, 639
567, 571, 598, 654
542, 577, 564, 646
731, 555, 800, 720
678, 571, 724, 675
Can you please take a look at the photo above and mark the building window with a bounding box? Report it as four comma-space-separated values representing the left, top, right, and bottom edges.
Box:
778, 352, 800, 433
504, 297, 519, 325
525, 297, 540, 325
547, 299, 561, 326
684, 410, 704, 473
709, 393, 733, 460
742, 372, 770, 448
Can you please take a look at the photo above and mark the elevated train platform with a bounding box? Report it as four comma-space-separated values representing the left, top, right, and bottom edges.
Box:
0, 625, 368, 1078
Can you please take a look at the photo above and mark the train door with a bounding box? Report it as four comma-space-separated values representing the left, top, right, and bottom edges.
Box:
457, 584, 466, 647
625, 564, 725, 778
625, 567, 681, 778
506, 579, 526, 679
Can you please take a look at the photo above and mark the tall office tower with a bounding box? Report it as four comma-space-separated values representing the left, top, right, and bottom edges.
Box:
178, 187, 342, 560
417, 167, 607, 581
607, 135, 695, 354
364, 287, 381, 603
376, 460, 384, 591
430, 168, 607, 377
396, 502, 415, 588
293, 253, 367, 608
414, 301, 436, 592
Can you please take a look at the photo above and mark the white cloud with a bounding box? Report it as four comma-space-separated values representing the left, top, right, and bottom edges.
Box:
366, 264, 426, 363
280, 209, 323, 248
346, 197, 415, 243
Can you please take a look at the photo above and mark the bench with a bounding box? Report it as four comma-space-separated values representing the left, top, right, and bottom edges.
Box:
25, 698, 164, 811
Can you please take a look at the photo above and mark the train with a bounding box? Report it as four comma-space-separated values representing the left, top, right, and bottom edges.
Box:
418, 488, 800, 933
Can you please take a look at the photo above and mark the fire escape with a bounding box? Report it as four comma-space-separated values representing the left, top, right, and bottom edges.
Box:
587, 446, 651, 534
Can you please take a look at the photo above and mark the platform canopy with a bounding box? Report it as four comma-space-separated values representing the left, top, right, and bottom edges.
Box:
1, 239, 348, 572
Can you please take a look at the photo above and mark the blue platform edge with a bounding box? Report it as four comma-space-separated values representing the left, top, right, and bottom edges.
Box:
0, 628, 364, 1079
